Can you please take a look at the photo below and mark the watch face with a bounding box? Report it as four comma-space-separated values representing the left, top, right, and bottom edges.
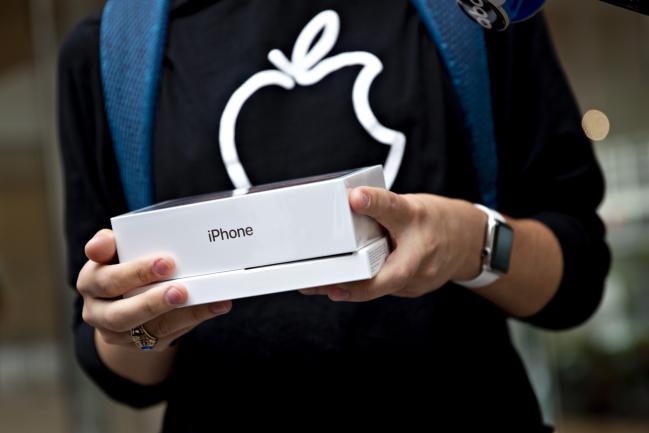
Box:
490, 222, 514, 274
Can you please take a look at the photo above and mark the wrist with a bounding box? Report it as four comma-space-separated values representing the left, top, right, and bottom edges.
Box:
449, 200, 488, 282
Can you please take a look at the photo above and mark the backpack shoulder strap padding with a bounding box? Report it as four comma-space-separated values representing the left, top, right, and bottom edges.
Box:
100, 0, 171, 211
411, 0, 499, 208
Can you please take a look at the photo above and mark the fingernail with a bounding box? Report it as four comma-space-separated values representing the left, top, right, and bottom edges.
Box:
209, 302, 230, 315
165, 287, 184, 305
154, 258, 171, 276
330, 288, 350, 302
354, 189, 370, 209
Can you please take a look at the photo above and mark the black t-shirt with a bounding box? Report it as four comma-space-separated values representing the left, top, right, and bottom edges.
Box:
58, 0, 610, 431
153, 0, 473, 200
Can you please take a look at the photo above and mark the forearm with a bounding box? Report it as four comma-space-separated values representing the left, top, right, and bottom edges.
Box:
459, 204, 564, 318
95, 328, 179, 386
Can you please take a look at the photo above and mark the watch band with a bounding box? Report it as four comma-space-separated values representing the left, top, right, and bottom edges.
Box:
454, 204, 506, 289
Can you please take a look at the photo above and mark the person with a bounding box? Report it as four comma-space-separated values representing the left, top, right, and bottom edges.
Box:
58, 0, 610, 431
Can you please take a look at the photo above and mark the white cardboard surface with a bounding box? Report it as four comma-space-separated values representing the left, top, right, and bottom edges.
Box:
111, 166, 386, 279
126, 237, 390, 305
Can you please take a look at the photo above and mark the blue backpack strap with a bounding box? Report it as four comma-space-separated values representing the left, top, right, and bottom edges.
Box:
410, 0, 499, 208
100, 0, 171, 210
101, 0, 498, 209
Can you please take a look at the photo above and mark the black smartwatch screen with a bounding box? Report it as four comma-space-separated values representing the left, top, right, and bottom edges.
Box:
490, 222, 514, 274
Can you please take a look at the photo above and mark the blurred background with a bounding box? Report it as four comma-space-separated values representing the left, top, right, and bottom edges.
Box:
0, 0, 648, 432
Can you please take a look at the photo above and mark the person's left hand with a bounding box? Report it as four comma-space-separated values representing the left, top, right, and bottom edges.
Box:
300, 187, 487, 302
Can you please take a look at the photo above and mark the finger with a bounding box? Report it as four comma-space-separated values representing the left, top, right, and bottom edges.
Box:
328, 246, 421, 302
151, 322, 210, 352
96, 299, 230, 348
155, 325, 197, 351
96, 324, 195, 350
299, 285, 337, 296
144, 301, 232, 338
85, 229, 117, 264
79, 255, 175, 299
349, 187, 414, 234
391, 287, 425, 299
84, 284, 188, 332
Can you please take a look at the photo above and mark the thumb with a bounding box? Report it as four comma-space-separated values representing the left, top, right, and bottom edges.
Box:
349, 187, 411, 233
84, 229, 117, 264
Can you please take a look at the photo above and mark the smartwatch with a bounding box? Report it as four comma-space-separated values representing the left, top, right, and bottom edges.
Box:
454, 204, 514, 289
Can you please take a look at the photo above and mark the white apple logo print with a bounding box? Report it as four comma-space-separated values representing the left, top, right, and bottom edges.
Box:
219, 9, 407, 190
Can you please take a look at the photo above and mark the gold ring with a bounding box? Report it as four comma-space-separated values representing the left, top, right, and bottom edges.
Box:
130, 325, 158, 351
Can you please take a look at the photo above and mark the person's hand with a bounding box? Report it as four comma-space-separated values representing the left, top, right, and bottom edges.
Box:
77, 229, 232, 352
300, 187, 487, 302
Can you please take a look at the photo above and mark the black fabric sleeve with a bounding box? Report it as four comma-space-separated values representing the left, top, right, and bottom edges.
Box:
487, 14, 611, 330
58, 17, 169, 407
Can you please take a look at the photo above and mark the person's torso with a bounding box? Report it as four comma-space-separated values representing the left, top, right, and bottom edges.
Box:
142, 0, 545, 429
154, 0, 478, 199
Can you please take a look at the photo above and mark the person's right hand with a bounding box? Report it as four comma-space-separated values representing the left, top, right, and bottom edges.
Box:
76, 229, 232, 352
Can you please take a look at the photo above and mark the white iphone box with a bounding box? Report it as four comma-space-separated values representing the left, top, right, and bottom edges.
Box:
111, 166, 386, 279
125, 236, 390, 305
